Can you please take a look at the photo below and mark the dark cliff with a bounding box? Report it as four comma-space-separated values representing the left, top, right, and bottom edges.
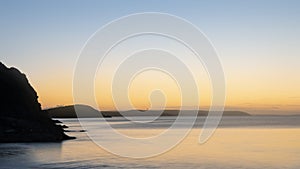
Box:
0, 62, 74, 142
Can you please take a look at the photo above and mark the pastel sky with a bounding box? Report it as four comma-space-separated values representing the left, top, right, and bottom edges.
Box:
1, 0, 300, 114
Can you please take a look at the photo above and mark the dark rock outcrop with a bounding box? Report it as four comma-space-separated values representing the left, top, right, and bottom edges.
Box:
0, 62, 74, 142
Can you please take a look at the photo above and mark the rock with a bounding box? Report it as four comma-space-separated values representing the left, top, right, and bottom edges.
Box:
0, 62, 74, 142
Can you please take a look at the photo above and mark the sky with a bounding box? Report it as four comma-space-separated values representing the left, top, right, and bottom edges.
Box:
0, 0, 300, 114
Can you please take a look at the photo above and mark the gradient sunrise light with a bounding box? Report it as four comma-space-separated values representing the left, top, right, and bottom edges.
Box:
1, 0, 299, 114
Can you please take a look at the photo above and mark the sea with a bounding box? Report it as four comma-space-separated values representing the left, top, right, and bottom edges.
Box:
0, 116, 300, 169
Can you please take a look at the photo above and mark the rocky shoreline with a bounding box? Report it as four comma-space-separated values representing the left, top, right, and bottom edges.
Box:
0, 62, 74, 142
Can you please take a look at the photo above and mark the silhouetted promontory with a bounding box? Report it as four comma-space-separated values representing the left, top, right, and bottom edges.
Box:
0, 62, 74, 142
47, 104, 111, 118
47, 104, 250, 118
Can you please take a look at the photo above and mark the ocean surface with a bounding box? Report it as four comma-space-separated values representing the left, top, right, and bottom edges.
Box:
1, 116, 300, 169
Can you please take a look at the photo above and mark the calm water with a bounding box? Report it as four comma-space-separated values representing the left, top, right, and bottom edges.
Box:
0, 116, 300, 169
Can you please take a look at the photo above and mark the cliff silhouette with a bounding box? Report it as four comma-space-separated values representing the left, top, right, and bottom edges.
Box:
0, 62, 74, 142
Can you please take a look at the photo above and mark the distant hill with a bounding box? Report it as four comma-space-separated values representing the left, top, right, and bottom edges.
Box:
46, 104, 109, 118
46, 105, 250, 118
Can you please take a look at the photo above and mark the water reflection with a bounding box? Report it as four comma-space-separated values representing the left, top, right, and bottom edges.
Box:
0, 143, 62, 168
0, 117, 299, 169
0, 144, 29, 158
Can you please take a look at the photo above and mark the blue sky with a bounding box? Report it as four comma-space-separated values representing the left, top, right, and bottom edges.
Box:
0, 0, 300, 114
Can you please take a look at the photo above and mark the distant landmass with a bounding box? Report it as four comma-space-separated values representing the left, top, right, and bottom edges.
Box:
46, 104, 250, 118
101, 110, 251, 117
0, 62, 74, 142
47, 104, 110, 118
